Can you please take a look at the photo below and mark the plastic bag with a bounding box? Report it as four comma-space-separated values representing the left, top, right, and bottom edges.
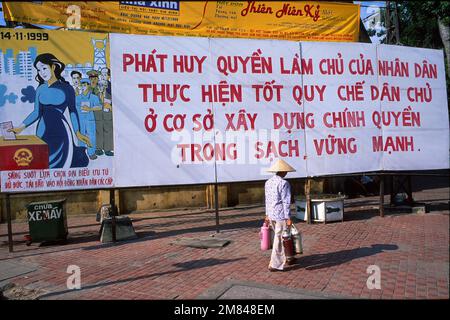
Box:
290, 222, 303, 254
97, 204, 112, 223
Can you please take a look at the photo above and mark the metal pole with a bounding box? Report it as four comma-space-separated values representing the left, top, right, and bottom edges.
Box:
214, 183, 220, 233
6, 193, 13, 253
110, 189, 116, 242
379, 176, 385, 217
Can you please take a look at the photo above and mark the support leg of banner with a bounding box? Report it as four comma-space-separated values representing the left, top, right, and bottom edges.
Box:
389, 175, 414, 206
110, 189, 116, 242
406, 175, 414, 206
214, 183, 220, 233
390, 175, 395, 205
305, 178, 312, 224
206, 185, 211, 209
6, 193, 13, 253
379, 176, 385, 217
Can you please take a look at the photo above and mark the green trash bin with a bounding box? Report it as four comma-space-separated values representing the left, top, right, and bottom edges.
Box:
26, 199, 68, 245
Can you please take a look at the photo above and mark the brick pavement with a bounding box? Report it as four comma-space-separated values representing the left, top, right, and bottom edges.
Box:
0, 187, 448, 300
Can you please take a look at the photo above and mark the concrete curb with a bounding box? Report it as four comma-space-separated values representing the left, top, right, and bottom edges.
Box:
197, 279, 354, 300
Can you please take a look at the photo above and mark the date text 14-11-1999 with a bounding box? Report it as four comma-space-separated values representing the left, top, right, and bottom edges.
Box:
0, 31, 49, 41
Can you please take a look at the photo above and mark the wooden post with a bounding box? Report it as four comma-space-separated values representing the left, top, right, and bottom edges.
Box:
305, 178, 312, 224
6, 193, 13, 253
214, 183, 220, 233
379, 175, 385, 217
207, 184, 215, 210
206, 185, 212, 209
110, 189, 116, 242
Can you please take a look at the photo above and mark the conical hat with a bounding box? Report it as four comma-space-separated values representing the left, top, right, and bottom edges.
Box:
266, 159, 296, 173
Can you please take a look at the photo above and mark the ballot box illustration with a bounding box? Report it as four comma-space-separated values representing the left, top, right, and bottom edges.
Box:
0, 135, 49, 170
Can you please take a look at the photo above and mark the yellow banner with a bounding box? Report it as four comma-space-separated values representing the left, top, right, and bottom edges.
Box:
4, 1, 360, 42
0, 28, 109, 69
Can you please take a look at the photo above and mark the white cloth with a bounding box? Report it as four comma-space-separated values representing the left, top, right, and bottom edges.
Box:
269, 220, 287, 270
264, 175, 292, 221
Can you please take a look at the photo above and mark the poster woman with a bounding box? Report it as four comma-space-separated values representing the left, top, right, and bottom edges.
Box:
10, 53, 91, 168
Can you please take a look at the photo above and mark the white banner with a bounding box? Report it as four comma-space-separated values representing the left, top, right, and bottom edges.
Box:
301, 42, 382, 176
376, 45, 449, 170
110, 34, 216, 187
208, 38, 308, 182
109, 35, 449, 188
4, 33, 447, 192
1, 167, 113, 192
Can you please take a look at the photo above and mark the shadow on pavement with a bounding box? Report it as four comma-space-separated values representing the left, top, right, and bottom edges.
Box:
291, 244, 398, 271
411, 172, 450, 192
1, 216, 262, 258
428, 202, 450, 212
131, 211, 263, 232
82, 218, 261, 251
0, 232, 102, 261
343, 209, 380, 221
36, 257, 246, 300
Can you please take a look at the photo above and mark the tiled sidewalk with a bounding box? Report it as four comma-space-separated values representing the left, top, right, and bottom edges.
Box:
0, 188, 448, 300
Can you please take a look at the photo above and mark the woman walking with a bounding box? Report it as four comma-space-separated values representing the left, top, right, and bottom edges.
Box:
264, 159, 295, 272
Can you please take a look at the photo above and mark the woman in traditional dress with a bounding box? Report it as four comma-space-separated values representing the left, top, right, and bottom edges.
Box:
11, 53, 91, 168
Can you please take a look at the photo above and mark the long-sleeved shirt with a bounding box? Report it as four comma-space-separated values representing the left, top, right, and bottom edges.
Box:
265, 175, 291, 221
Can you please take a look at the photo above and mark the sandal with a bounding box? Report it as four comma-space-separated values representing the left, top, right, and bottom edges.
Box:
268, 267, 284, 272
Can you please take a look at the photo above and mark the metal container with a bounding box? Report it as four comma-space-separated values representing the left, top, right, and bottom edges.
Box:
291, 225, 303, 254
282, 229, 295, 264
26, 199, 68, 244
260, 221, 271, 251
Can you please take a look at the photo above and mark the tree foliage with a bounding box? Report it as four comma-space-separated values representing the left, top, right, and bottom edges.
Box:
397, 1, 450, 48
395, 1, 450, 106
365, 1, 449, 47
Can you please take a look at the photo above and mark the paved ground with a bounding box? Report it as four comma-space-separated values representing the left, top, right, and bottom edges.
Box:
0, 185, 448, 300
